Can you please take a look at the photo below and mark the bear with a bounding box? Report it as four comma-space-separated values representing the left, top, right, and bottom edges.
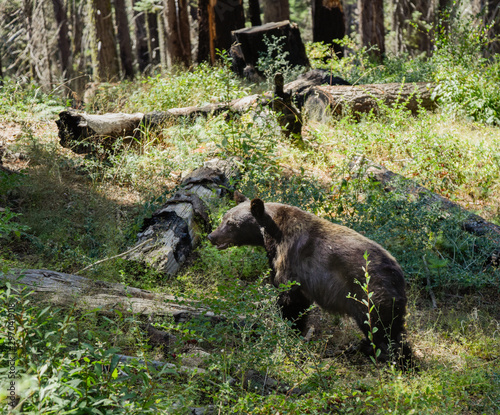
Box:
207, 192, 412, 364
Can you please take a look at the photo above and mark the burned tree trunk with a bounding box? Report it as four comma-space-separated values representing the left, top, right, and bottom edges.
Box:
197, 0, 211, 62
248, 0, 262, 26
126, 158, 240, 275
230, 21, 309, 77
312, 0, 345, 59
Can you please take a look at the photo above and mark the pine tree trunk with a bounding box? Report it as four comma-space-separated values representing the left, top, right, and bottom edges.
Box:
91, 0, 120, 81
51, 0, 72, 79
132, 1, 149, 72
263, 0, 289, 23
197, 0, 210, 62
358, 0, 385, 60
114, 0, 135, 79
311, 0, 345, 58
248, 0, 261, 26
147, 11, 161, 65
164, 0, 192, 67
211, 0, 245, 54
71, 0, 87, 105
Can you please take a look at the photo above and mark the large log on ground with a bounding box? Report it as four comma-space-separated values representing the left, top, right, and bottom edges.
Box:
349, 156, 500, 248
125, 158, 240, 275
55, 70, 349, 154
304, 82, 436, 121
56, 97, 263, 154
2, 269, 206, 320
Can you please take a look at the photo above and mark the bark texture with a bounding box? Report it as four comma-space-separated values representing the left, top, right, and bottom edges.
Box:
164, 0, 192, 67
114, 0, 135, 79
91, 0, 120, 81
358, 0, 385, 59
303, 82, 436, 121
126, 158, 240, 275
311, 0, 345, 58
262, 0, 289, 23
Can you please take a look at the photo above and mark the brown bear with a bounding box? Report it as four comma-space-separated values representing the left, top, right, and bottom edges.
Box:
207, 193, 412, 363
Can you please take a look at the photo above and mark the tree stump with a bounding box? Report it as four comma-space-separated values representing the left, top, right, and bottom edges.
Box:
230, 21, 310, 78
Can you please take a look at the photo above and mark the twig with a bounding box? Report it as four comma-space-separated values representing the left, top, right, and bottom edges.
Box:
422, 254, 438, 309
77, 238, 154, 274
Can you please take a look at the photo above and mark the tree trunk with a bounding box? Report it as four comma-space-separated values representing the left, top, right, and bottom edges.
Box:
303, 82, 436, 121
91, 0, 120, 81
311, 0, 345, 59
358, 0, 385, 60
210, 0, 245, 55
51, 0, 72, 80
3, 269, 209, 318
248, 0, 261, 26
147, 11, 161, 65
114, 0, 135, 79
164, 0, 192, 67
132, 2, 149, 72
70, 0, 87, 106
262, 0, 289, 23
197, 0, 210, 62
126, 158, 240, 275
0, 47, 3, 86
487, 0, 500, 55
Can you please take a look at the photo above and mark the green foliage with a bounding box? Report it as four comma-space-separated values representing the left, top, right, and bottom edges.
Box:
257, 35, 307, 87
0, 79, 66, 121
306, 38, 435, 84
431, 9, 500, 125
0, 283, 179, 413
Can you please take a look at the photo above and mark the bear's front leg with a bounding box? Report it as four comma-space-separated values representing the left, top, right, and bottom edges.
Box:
277, 285, 313, 336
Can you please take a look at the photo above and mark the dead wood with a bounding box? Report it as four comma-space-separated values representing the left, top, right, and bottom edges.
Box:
304, 82, 436, 121
125, 158, 240, 275
2, 268, 208, 320
349, 156, 500, 243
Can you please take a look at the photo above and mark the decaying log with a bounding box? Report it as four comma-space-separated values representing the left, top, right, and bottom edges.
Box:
56, 97, 264, 154
125, 158, 240, 275
304, 82, 436, 121
56, 69, 352, 154
2, 268, 208, 320
349, 156, 500, 242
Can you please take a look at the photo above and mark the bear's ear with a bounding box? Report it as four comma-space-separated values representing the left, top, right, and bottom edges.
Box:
250, 198, 265, 219
234, 191, 249, 204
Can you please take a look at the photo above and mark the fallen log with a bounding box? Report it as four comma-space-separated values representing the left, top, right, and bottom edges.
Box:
349, 156, 500, 243
56, 96, 264, 154
54, 70, 348, 154
2, 268, 208, 320
304, 82, 436, 121
125, 158, 240, 275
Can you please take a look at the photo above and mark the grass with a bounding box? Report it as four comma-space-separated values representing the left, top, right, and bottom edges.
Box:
1, 32, 500, 413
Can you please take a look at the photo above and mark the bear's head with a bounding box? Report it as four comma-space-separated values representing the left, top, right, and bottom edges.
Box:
207, 192, 267, 249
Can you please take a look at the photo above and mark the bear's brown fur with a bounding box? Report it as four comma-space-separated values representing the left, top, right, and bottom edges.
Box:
208, 193, 412, 363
